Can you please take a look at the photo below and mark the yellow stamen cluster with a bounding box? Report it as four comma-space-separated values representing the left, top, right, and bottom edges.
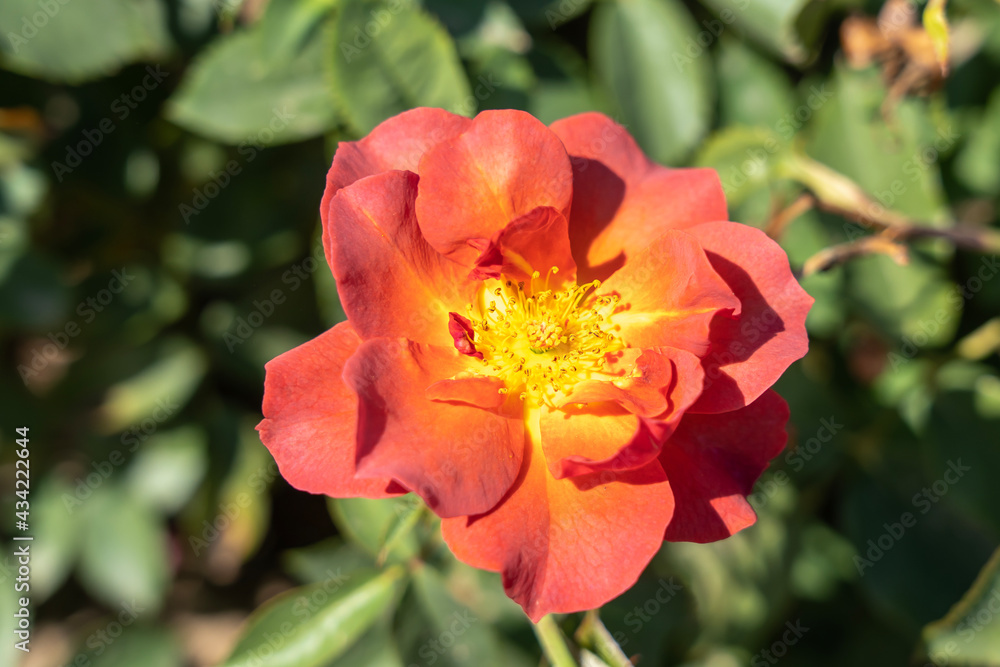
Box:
465, 268, 622, 405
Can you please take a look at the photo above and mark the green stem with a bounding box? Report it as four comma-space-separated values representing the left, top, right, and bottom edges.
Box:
575, 610, 632, 667
533, 615, 578, 667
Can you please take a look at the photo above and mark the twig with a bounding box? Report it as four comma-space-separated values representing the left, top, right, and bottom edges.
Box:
801, 235, 910, 277
782, 152, 1000, 276
765, 193, 816, 240
815, 199, 1000, 254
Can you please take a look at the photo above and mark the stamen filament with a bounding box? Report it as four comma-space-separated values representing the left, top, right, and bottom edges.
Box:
462, 273, 623, 407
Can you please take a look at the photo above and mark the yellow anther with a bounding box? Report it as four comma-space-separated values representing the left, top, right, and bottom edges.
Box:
462, 272, 622, 407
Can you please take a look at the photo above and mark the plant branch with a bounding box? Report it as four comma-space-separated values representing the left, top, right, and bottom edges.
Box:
778, 151, 1000, 276
766, 192, 816, 240
816, 199, 1000, 254
801, 235, 910, 277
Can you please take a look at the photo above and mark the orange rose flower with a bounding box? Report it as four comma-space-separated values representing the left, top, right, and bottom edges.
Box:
258, 109, 813, 620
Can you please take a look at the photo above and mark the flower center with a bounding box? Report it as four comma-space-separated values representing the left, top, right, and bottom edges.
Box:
465, 269, 621, 405
525, 313, 564, 352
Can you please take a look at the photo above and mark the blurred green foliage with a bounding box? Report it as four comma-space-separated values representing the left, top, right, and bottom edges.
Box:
0, 0, 999, 665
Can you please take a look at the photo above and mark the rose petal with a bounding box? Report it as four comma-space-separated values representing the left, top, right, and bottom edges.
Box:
560, 346, 704, 418
685, 222, 813, 413
426, 373, 507, 410
328, 170, 473, 347
599, 229, 740, 356
441, 426, 674, 621
447, 312, 482, 359
257, 322, 404, 498
343, 337, 523, 518
550, 112, 727, 282
468, 206, 577, 286
661, 389, 789, 543
545, 347, 705, 478
416, 110, 573, 261
540, 403, 638, 467
321, 108, 471, 268
540, 404, 644, 478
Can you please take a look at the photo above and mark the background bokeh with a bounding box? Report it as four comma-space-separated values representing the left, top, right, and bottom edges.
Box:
1, 0, 999, 665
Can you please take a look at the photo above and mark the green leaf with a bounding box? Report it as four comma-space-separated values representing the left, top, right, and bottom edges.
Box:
72, 628, 183, 667
919, 383, 1000, 536
329, 496, 422, 563
698, 0, 855, 64
789, 522, 859, 601
0, 160, 46, 221
695, 126, 787, 207
124, 425, 209, 515
778, 211, 846, 337
590, 0, 714, 164
98, 338, 205, 434
221, 567, 406, 667
259, 0, 337, 64
167, 17, 338, 145
0, 567, 24, 665
955, 89, 1000, 195
183, 418, 274, 566
77, 486, 170, 612
955, 0, 1000, 59
377, 499, 426, 565
0, 0, 170, 82
395, 565, 533, 667
921, 547, 1000, 665
658, 505, 793, 647
458, 3, 535, 114
804, 65, 950, 225
30, 477, 83, 602
527, 41, 604, 125
703, 0, 809, 62
716, 38, 796, 129
329, 0, 474, 134
847, 254, 960, 348
841, 470, 995, 634
507, 0, 594, 27
335, 618, 406, 667
433, 559, 534, 628
283, 538, 375, 585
